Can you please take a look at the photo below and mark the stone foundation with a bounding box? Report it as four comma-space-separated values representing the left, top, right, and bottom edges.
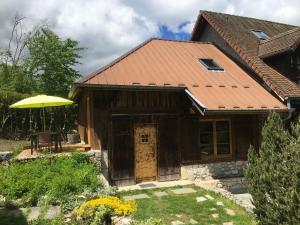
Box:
181, 160, 247, 181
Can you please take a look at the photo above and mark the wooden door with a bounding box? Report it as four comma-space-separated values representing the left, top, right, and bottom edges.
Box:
134, 124, 157, 182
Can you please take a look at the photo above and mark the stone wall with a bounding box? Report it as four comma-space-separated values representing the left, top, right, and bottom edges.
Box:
85, 150, 101, 170
181, 160, 247, 181
0, 152, 12, 165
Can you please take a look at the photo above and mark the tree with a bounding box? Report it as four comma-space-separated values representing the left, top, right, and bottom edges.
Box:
25, 28, 83, 97
245, 112, 300, 224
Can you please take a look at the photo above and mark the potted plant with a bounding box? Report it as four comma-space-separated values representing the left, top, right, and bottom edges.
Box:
67, 129, 80, 144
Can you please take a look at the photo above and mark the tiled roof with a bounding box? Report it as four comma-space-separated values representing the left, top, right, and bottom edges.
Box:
191, 11, 300, 98
259, 27, 300, 58
76, 39, 286, 111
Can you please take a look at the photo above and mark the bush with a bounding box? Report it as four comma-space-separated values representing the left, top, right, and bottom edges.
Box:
72, 196, 136, 224
0, 153, 102, 207
245, 112, 300, 224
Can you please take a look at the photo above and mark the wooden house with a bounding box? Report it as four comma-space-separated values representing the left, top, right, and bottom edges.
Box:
191, 11, 300, 110
70, 38, 288, 186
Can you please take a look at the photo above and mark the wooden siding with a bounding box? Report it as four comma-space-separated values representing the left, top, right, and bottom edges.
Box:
158, 116, 180, 181
78, 89, 264, 185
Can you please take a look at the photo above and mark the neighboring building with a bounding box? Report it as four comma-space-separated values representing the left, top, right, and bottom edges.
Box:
190, 11, 300, 110
70, 39, 288, 186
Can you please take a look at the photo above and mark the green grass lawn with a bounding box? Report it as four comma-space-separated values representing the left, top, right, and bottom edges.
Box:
0, 138, 29, 152
119, 184, 256, 225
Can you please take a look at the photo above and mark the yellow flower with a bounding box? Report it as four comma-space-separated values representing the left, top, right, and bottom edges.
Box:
73, 196, 137, 219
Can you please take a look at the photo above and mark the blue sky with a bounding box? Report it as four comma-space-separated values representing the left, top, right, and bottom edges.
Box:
159, 22, 191, 40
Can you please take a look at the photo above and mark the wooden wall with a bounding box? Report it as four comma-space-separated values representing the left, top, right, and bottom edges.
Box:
180, 115, 262, 164
78, 88, 264, 185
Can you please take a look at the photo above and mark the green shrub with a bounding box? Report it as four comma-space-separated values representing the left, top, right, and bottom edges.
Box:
245, 112, 300, 224
0, 153, 102, 207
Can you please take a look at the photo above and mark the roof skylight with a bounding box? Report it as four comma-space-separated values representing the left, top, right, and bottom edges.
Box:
251, 29, 270, 40
198, 58, 224, 71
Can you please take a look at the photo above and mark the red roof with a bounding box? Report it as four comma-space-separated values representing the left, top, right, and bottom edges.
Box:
76, 39, 286, 111
259, 27, 300, 58
190, 11, 300, 99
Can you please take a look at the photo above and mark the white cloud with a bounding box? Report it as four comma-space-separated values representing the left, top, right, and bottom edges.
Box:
0, 0, 299, 75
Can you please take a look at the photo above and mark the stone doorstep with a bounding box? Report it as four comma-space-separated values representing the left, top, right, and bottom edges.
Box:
123, 193, 150, 200
171, 188, 197, 195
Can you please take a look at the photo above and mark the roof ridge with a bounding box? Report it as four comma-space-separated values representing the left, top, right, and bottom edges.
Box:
152, 37, 213, 45
200, 10, 299, 27
260, 27, 300, 45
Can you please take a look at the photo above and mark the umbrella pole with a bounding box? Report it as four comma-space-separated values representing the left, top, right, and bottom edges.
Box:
43, 107, 46, 131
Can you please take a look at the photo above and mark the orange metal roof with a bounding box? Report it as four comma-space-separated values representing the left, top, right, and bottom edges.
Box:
77, 38, 287, 111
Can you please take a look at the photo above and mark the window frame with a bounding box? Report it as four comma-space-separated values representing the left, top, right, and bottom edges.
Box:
250, 29, 270, 40
198, 58, 224, 71
199, 119, 232, 159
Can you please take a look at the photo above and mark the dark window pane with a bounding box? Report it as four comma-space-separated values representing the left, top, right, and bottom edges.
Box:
198, 58, 224, 71
199, 122, 213, 156
217, 144, 230, 154
216, 121, 230, 155
200, 145, 213, 156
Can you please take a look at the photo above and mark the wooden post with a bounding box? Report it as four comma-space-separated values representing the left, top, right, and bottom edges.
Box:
87, 91, 95, 149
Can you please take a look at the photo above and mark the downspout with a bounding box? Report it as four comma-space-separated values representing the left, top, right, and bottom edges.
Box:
283, 97, 295, 122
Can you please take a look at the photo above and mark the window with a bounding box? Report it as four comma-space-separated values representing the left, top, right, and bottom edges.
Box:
291, 54, 300, 70
251, 29, 270, 40
199, 122, 214, 156
199, 120, 231, 157
198, 58, 224, 71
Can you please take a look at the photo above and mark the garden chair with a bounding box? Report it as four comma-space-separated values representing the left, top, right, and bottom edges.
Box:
37, 132, 53, 151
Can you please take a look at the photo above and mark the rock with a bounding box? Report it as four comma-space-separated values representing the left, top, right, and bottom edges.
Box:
189, 218, 198, 224
216, 201, 224, 206
223, 222, 233, 225
209, 208, 217, 211
225, 208, 236, 216
27, 207, 40, 221
205, 194, 214, 200
112, 216, 132, 225
172, 188, 197, 195
210, 213, 219, 218
171, 220, 185, 225
123, 194, 150, 200
196, 196, 207, 202
45, 206, 61, 219
154, 191, 168, 197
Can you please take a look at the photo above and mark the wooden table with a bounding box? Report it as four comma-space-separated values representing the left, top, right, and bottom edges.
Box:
30, 132, 62, 154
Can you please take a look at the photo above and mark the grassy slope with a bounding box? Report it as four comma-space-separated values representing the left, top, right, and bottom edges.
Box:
0, 139, 29, 152
120, 185, 256, 225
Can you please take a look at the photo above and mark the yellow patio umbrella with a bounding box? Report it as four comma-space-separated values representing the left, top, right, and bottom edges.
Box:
9, 95, 74, 130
